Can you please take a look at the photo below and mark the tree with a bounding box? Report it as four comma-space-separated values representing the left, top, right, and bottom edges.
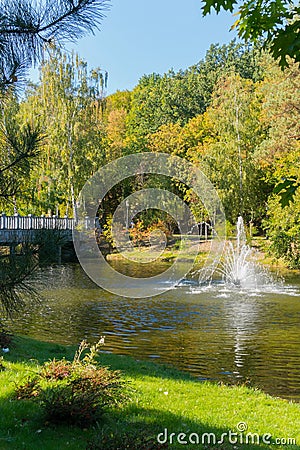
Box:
0, 96, 43, 210
18, 48, 107, 217
259, 59, 300, 160
259, 60, 300, 266
103, 90, 132, 161
265, 183, 300, 268
0, 0, 109, 210
188, 74, 268, 225
126, 42, 263, 148
201, 0, 300, 68
0, 0, 109, 316
0, 0, 109, 92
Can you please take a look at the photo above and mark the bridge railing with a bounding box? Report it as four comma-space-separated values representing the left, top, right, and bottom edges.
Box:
0, 213, 75, 230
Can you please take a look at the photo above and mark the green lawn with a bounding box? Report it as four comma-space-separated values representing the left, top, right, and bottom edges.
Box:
0, 335, 299, 449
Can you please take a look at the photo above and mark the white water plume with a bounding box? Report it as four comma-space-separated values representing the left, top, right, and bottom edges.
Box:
217, 217, 268, 288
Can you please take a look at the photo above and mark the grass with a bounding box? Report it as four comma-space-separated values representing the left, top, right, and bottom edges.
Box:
107, 235, 300, 275
0, 335, 299, 449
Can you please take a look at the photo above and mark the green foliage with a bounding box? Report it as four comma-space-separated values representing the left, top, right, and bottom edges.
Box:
104, 90, 132, 116
0, 247, 39, 316
190, 40, 264, 85
0, 0, 110, 92
270, 13, 300, 67
273, 178, 299, 207
0, 94, 44, 210
18, 47, 106, 216
258, 61, 300, 263
14, 339, 128, 427
0, 323, 13, 348
202, 0, 237, 14
264, 190, 300, 268
201, 0, 300, 68
126, 42, 262, 143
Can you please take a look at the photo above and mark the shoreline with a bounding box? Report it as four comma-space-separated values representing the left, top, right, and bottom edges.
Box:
105, 236, 300, 276
1, 335, 299, 449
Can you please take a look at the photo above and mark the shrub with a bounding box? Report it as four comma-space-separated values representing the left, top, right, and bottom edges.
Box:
264, 191, 300, 268
14, 377, 40, 399
129, 219, 172, 247
14, 339, 129, 426
0, 324, 13, 349
129, 220, 149, 247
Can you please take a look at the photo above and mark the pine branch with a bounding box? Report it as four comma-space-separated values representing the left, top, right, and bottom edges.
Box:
0, 0, 110, 40
0, 250, 39, 317
0, 0, 110, 92
0, 177, 20, 198
0, 122, 44, 175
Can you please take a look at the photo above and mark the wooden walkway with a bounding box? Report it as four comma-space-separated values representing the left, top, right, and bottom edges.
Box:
0, 214, 75, 245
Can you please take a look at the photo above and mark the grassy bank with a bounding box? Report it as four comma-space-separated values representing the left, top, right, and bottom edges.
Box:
106, 236, 210, 265
250, 237, 300, 274
0, 336, 299, 449
107, 236, 300, 275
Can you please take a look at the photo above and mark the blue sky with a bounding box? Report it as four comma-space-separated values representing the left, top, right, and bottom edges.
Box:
31, 0, 238, 95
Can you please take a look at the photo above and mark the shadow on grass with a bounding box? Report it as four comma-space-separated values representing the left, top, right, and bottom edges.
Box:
0, 335, 294, 450
0, 392, 275, 450
88, 405, 274, 450
0, 390, 92, 450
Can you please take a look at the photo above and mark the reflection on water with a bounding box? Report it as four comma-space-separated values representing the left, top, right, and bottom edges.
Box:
6, 263, 300, 402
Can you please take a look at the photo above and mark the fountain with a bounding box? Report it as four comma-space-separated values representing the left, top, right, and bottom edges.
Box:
196, 216, 271, 289
217, 216, 258, 288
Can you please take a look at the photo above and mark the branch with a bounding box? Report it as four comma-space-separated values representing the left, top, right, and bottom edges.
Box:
0, 0, 110, 40
0, 177, 20, 198
0, 150, 37, 174
0, 0, 110, 91
0, 123, 44, 174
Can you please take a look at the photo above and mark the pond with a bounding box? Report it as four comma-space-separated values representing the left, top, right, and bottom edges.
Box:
7, 262, 300, 402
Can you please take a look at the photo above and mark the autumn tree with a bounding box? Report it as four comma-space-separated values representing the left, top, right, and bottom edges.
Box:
259, 60, 300, 266
126, 41, 263, 148
183, 74, 269, 225
104, 90, 132, 161
19, 48, 107, 217
0, 0, 109, 315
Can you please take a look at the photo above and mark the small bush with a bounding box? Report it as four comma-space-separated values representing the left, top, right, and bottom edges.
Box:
15, 377, 40, 399
40, 358, 72, 380
14, 339, 129, 427
0, 324, 13, 348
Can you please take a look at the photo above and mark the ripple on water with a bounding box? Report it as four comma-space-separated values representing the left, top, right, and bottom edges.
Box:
4, 263, 300, 402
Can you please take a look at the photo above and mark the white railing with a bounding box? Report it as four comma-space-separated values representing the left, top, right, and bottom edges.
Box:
0, 213, 75, 230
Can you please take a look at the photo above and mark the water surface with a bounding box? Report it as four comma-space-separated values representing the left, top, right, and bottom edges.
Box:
8, 263, 300, 402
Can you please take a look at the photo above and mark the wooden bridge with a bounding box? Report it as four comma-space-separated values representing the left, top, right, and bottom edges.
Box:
0, 213, 75, 246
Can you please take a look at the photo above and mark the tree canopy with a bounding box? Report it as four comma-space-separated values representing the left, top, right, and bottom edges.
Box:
201, 0, 300, 68
0, 0, 109, 315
